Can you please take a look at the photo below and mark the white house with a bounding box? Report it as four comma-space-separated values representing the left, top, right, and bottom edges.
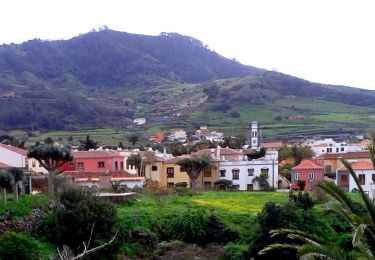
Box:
169, 130, 187, 142
305, 138, 365, 157
0, 143, 28, 168
133, 117, 146, 125
219, 150, 278, 191
336, 161, 375, 198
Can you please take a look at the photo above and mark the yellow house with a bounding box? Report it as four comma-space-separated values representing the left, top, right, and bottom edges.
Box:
145, 154, 219, 189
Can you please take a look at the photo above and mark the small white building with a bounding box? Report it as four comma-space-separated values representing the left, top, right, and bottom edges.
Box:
336, 161, 375, 198
0, 143, 28, 168
169, 130, 187, 142
305, 138, 365, 157
133, 117, 146, 125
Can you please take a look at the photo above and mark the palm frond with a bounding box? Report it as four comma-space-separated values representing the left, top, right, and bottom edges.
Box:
316, 180, 363, 216
341, 158, 375, 226
258, 243, 298, 255
298, 244, 356, 260
270, 228, 326, 245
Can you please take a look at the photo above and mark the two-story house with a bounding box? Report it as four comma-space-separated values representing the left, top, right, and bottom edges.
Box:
291, 159, 324, 190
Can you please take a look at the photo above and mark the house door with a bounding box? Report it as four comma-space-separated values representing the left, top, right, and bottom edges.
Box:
247, 184, 253, 191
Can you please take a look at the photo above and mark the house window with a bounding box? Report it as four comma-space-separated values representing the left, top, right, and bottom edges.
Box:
167, 182, 174, 188
120, 162, 124, 170
340, 174, 348, 186
220, 169, 226, 177
341, 147, 344, 152
32, 159, 36, 167
152, 165, 158, 171
167, 167, 174, 178
248, 168, 254, 176
232, 184, 240, 190
232, 169, 240, 180
372, 174, 375, 183
294, 172, 300, 180
336, 148, 339, 153
204, 168, 211, 177
204, 181, 211, 188
77, 162, 84, 171
98, 161, 105, 168
359, 174, 365, 185
115, 161, 118, 170
126, 161, 129, 170
180, 167, 185, 172
261, 168, 269, 175
308, 172, 314, 180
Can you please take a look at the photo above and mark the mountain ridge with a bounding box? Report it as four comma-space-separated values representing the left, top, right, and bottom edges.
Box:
0, 29, 374, 134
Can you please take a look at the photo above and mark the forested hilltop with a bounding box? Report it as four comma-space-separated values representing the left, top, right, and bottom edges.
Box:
1, 28, 375, 133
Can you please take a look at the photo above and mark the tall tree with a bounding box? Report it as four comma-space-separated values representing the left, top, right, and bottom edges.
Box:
176, 155, 211, 190
252, 171, 270, 191
127, 154, 142, 176
0, 171, 13, 206
7, 168, 23, 202
127, 134, 140, 149
79, 135, 98, 151
27, 141, 73, 195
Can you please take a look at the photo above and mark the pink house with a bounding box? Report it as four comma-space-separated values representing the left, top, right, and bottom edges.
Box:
291, 159, 324, 191
72, 150, 125, 172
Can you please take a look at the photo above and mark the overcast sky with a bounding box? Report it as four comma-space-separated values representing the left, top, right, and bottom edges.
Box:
1, 0, 374, 90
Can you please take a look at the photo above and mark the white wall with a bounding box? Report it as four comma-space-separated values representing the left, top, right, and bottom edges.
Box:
0, 147, 26, 167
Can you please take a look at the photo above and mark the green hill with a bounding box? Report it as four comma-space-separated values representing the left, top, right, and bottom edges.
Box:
0, 29, 374, 136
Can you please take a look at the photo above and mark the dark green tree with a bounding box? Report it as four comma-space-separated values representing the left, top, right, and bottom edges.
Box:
27, 141, 73, 195
252, 171, 270, 191
127, 154, 142, 176
79, 135, 98, 151
176, 155, 211, 190
7, 168, 24, 202
0, 170, 13, 205
127, 134, 140, 149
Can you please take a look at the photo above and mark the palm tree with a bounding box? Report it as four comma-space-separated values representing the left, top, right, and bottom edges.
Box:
176, 155, 211, 190
0, 171, 13, 206
7, 168, 24, 202
252, 172, 270, 191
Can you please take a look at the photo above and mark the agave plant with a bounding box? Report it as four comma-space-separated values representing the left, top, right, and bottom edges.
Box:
259, 134, 375, 259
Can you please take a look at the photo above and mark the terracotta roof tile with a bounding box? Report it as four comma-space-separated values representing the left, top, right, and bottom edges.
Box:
318, 151, 370, 160
0, 143, 27, 155
73, 150, 121, 159
261, 141, 284, 148
292, 160, 323, 170
338, 161, 374, 171
62, 170, 143, 180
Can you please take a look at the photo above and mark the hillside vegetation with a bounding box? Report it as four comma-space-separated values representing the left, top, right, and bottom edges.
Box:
0, 28, 374, 135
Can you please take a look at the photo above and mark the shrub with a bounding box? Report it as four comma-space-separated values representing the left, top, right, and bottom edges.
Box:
37, 186, 120, 258
0, 231, 46, 260
215, 179, 233, 190
229, 111, 241, 118
223, 242, 248, 260
165, 208, 238, 245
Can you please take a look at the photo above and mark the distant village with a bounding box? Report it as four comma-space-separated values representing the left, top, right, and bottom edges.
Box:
1, 120, 373, 198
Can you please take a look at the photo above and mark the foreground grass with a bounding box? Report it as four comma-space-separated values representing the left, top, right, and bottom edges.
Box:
0, 194, 49, 220
118, 191, 289, 242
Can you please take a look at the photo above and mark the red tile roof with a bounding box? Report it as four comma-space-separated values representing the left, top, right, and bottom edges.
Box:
318, 151, 371, 160
62, 170, 143, 180
292, 160, 323, 171
338, 161, 374, 171
0, 143, 27, 155
193, 148, 242, 156
261, 141, 284, 148
73, 150, 122, 159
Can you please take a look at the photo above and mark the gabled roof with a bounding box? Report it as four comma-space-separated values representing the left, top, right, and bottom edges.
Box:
73, 150, 121, 159
318, 151, 370, 160
292, 160, 323, 171
0, 143, 27, 155
338, 161, 374, 171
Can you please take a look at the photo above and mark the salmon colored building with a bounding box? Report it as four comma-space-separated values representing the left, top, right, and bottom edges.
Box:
291, 159, 324, 190
71, 150, 125, 172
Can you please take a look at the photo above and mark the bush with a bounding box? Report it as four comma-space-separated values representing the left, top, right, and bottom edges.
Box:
229, 111, 241, 118
215, 179, 233, 190
223, 242, 248, 260
0, 231, 47, 260
165, 208, 238, 245
37, 186, 120, 258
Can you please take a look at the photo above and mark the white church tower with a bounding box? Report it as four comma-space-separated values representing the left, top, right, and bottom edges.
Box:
250, 121, 260, 150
